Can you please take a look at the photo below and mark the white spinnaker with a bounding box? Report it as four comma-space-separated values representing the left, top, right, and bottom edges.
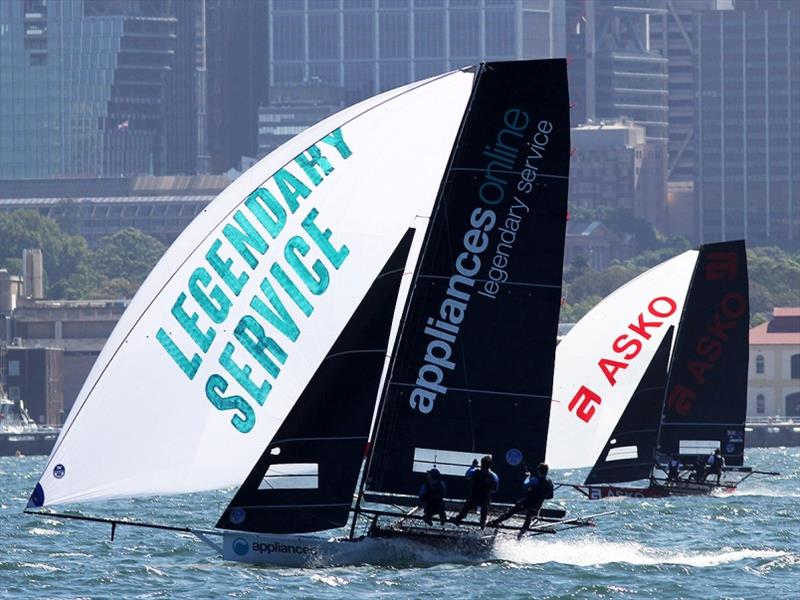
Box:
547, 250, 698, 469
33, 70, 475, 507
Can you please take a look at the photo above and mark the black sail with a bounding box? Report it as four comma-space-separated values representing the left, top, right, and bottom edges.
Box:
658, 241, 749, 466
217, 230, 414, 534
585, 327, 674, 485
365, 60, 571, 505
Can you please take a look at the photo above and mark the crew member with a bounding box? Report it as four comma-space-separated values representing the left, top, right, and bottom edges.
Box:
452, 456, 499, 529
667, 455, 681, 482
418, 468, 447, 526
488, 463, 554, 538
707, 448, 725, 484
690, 457, 707, 483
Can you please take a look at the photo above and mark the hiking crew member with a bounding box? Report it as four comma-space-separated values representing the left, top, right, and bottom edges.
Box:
707, 448, 725, 484
418, 468, 447, 526
690, 457, 707, 483
488, 463, 554, 537
667, 455, 681, 482
452, 456, 499, 529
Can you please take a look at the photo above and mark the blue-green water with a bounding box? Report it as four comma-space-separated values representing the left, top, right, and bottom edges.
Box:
2, 448, 798, 599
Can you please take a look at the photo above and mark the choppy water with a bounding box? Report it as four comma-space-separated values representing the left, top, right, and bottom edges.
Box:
1, 447, 798, 599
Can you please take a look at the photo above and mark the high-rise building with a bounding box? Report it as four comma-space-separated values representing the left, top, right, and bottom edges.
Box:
649, 0, 732, 183
0, 0, 179, 178
268, 0, 566, 106
695, 3, 799, 247
566, 0, 669, 144
203, 0, 269, 173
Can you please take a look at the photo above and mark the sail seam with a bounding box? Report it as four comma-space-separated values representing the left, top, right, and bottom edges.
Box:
270, 435, 366, 445
387, 382, 550, 399
450, 168, 569, 180
414, 274, 562, 289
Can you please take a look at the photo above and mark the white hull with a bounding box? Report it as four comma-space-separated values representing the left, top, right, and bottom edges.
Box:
213, 531, 362, 567
203, 526, 494, 567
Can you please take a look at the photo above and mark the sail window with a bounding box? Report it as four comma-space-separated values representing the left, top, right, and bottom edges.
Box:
412, 448, 488, 477
258, 463, 318, 490
605, 446, 638, 461
679, 440, 719, 455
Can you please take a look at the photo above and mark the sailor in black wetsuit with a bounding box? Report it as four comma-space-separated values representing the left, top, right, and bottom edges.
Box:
418, 468, 447, 526
452, 456, 499, 529
690, 457, 707, 483
488, 463, 554, 537
707, 448, 725, 484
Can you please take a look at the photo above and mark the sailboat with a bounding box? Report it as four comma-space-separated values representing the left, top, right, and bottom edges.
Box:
550, 241, 778, 499
25, 60, 604, 566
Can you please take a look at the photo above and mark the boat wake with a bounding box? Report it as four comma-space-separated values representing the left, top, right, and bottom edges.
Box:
492, 538, 791, 568
716, 488, 800, 498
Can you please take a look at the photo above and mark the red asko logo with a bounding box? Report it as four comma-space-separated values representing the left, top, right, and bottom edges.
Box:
666, 252, 745, 416
568, 296, 677, 423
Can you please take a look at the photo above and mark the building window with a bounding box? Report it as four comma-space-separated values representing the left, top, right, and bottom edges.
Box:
8, 360, 20, 377
756, 394, 765, 414
791, 354, 800, 379
9, 386, 20, 401
755, 354, 765, 374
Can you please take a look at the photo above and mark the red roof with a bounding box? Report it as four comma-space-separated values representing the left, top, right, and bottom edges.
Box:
750, 307, 800, 345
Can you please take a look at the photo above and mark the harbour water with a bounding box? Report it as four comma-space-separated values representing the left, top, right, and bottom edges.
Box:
2, 447, 798, 598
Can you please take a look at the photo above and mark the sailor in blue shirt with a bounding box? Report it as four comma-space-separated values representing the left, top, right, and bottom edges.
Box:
452, 456, 499, 529
488, 463, 553, 537
418, 468, 447, 526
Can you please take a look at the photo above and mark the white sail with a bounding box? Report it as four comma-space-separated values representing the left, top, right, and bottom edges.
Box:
547, 250, 699, 469
31, 70, 475, 507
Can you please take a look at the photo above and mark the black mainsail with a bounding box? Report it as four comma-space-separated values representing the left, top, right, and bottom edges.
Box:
364, 60, 571, 506
658, 241, 749, 466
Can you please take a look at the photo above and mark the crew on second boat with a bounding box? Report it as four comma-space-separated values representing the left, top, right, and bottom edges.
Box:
418, 468, 447, 526
452, 456, 499, 529
488, 462, 554, 537
667, 455, 681, 482
707, 448, 726, 484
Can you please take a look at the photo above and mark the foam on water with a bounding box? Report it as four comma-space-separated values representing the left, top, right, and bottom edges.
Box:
493, 537, 792, 568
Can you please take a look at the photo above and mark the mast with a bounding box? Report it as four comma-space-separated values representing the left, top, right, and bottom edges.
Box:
349, 65, 487, 536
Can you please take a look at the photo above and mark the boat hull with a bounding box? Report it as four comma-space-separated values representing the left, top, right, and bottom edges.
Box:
216, 525, 494, 566
582, 481, 736, 499
220, 531, 352, 567
0, 430, 59, 456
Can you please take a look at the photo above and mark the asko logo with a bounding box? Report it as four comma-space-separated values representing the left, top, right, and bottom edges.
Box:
568, 296, 677, 423
666, 252, 745, 416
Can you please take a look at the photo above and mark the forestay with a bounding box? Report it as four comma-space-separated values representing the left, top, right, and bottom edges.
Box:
29, 70, 475, 507
547, 250, 698, 469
